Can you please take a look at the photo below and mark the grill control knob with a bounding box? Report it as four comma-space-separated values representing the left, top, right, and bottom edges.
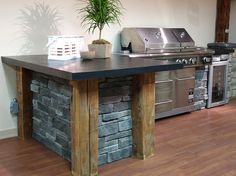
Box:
182, 59, 188, 64
176, 59, 182, 63
202, 57, 211, 63
189, 57, 197, 64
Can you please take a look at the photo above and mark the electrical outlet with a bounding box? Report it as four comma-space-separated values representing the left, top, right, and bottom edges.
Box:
10, 98, 19, 115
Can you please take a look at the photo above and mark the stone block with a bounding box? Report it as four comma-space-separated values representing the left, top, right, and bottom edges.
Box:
33, 93, 41, 101
194, 100, 206, 110
48, 107, 57, 117
46, 132, 56, 141
99, 144, 119, 154
48, 80, 59, 92
105, 130, 132, 141
32, 132, 45, 143
51, 98, 59, 109
119, 115, 132, 122
99, 137, 105, 149
119, 136, 132, 148
194, 87, 206, 101
32, 121, 41, 133
119, 110, 131, 117
99, 96, 122, 105
52, 117, 70, 135
51, 91, 70, 105
32, 116, 41, 124
55, 109, 63, 116
60, 85, 71, 97
61, 106, 70, 119
33, 73, 48, 87
55, 130, 69, 147
113, 102, 130, 112
37, 101, 49, 113
43, 138, 63, 156
104, 139, 118, 147
99, 123, 118, 137
38, 75, 48, 88
31, 84, 40, 93
40, 87, 50, 97
122, 96, 131, 101
103, 110, 131, 122
42, 96, 51, 107
62, 148, 71, 161
118, 119, 132, 131
98, 115, 103, 126
98, 153, 107, 165
195, 69, 207, 80
103, 112, 120, 122
32, 99, 38, 108
99, 104, 113, 114
107, 146, 132, 163
32, 79, 40, 85
33, 108, 48, 122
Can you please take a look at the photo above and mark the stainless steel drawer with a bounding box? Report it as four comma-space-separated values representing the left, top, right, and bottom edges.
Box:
155, 80, 173, 102
175, 68, 195, 78
155, 100, 173, 113
155, 71, 172, 81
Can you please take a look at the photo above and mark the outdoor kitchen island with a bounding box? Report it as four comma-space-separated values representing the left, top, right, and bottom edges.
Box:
1, 54, 182, 176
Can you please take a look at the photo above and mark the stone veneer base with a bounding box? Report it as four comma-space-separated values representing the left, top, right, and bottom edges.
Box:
31, 72, 133, 165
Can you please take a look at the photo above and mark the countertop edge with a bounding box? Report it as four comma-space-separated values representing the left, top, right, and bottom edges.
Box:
1, 56, 73, 80
1, 55, 183, 80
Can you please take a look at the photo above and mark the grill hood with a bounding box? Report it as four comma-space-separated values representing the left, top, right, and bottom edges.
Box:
121, 28, 195, 53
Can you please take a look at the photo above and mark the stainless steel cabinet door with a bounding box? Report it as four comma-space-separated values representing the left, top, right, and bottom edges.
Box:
175, 76, 195, 108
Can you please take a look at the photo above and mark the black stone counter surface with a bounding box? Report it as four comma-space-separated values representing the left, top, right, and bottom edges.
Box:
1, 54, 183, 80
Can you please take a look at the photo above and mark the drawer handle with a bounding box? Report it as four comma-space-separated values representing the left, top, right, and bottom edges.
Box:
155, 80, 173, 84
176, 77, 195, 81
155, 100, 173, 105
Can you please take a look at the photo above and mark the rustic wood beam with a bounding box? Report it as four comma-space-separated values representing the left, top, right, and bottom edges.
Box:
16, 67, 33, 140
215, 0, 231, 42
131, 73, 156, 159
70, 79, 99, 176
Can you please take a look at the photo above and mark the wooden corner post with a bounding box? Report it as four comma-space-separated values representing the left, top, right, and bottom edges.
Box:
132, 73, 156, 159
70, 79, 99, 176
16, 67, 33, 140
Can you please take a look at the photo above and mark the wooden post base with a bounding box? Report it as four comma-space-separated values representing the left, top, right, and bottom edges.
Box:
132, 73, 156, 159
70, 79, 99, 176
16, 67, 33, 140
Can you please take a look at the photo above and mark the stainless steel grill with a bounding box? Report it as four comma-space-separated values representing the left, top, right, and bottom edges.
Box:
121, 27, 213, 67
120, 27, 214, 119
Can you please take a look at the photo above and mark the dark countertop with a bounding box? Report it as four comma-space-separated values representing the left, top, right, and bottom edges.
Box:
1, 54, 183, 80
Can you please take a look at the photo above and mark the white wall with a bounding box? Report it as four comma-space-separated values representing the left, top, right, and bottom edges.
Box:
229, 0, 236, 42
0, 0, 217, 139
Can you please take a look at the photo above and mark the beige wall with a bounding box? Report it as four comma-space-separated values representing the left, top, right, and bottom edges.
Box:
229, 0, 236, 42
0, 0, 217, 139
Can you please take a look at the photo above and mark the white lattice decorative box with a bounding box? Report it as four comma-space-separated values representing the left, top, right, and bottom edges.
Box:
47, 35, 85, 60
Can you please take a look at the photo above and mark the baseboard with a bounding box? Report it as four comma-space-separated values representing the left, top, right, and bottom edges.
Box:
0, 128, 17, 140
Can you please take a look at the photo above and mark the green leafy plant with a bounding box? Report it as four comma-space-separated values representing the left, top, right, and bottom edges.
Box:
79, 0, 123, 44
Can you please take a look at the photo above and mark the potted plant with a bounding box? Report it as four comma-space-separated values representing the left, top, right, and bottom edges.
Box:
79, 0, 123, 58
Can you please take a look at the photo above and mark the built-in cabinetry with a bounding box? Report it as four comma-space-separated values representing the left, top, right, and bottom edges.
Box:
155, 68, 195, 119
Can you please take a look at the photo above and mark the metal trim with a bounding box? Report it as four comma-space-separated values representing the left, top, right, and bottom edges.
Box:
207, 60, 229, 108
176, 77, 195, 81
